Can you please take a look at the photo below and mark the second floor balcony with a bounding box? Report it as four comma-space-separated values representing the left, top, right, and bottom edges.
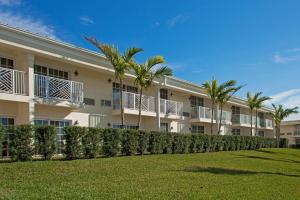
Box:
0, 66, 26, 96
112, 91, 156, 116
232, 114, 273, 129
190, 106, 231, 124
34, 74, 84, 104
160, 99, 183, 118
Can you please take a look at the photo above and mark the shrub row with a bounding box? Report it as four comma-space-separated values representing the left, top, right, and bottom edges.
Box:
2, 125, 288, 161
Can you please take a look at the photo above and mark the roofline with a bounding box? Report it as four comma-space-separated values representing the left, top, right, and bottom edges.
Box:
0, 23, 274, 112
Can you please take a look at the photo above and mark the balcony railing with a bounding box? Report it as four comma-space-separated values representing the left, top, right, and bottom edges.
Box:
34, 74, 84, 104
264, 119, 273, 128
0, 67, 26, 95
232, 114, 253, 125
190, 106, 231, 123
113, 91, 156, 113
160, 99, 183, 116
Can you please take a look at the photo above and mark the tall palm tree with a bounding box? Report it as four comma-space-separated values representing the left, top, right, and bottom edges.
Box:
217, 82, 243, 134
246, 92, 261, 136
269, 104, 298, 147
254, 94, 271, 135
131, 56, 172, 129
202, 78, 219, 137
85, 37, 143, 128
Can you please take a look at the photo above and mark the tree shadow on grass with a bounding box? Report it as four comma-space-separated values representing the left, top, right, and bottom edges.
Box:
255, 149, 279, 154
182, 167, 300, 178
235, 154, 300, 164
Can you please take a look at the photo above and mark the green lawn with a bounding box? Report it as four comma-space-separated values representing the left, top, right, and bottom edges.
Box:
0, 149, 300, 200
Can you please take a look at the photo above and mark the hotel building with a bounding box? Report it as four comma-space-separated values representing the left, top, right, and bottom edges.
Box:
0, 24, 275, 156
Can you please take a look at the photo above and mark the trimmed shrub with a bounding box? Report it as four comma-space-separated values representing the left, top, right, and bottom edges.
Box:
189, 134, 198, 153
121, 129, 138, 156
148, 132, 164, 154
64, 126, 85, 160
82, 128, 101, 158
136, 130, 149, 155
279, 138, 288, 148
34, 125, 56, 160
102, 128, 121, 157
0, 125, 2, 159
9, 125, 33, 161
162, 132, 173, 154
171, 133, 189, 154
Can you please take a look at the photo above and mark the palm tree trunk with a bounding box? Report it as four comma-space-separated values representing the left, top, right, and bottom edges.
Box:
276, 124, 280, 148
137, 88, 143, 130
218, 105, 223, 134
250, 110, 253, 136
120, 78, 125, 129
255, 109, 258, 136
211, 102, 214, 136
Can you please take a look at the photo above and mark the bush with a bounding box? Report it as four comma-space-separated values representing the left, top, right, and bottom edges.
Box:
64, 126, 85, 160
0, 125, 2, 159
279, 138, 288, 148
121, 129, 138, 156
9, 125, 33, 161
171, 133, 189, 154
34, 125, 56, 160
148, 132, 164, 154
136, 130, 149, 155
82, 128, 101, 158
102, 128, 121, 157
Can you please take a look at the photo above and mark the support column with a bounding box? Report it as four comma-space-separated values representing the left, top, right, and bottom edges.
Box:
27, 54, 35, 124
156, 87, 160, 131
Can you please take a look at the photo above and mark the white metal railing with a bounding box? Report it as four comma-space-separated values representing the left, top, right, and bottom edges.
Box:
232, 114, 252, 125
190, 106, 214, 120
0, 67, 26, 95
160, 99, 183, 116
294, 128, 300, 136
113, 91, 155, 113
190, 106, 231, 123
34, 74, 84, 104
264, 119, 273, 128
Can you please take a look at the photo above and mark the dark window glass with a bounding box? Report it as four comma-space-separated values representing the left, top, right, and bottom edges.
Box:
160, 89, 168, 100
84, 98, 95, 106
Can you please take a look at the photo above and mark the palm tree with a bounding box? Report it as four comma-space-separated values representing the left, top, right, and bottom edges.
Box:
217, 81, 243, 134
202, 78, 219, 137
246, 92, 261, 136
269, 104, 298, 147
254, 94, 271, 135
85, 37, 143, 128
131, 56, 172, 129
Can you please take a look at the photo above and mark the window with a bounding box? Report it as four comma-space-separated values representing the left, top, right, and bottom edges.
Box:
101, 99, 112, 107
126, 85, 138, 93
0, 117, 14, 157
183, 112, 190, 117
89, 114, 103, 128
112, 123, 138, 130
34, 119, 71, 154
231, 106, 240, 115
0, 57, 14, 69
160, 122, 168, 132
191, 125, 204, 134
258, 130, 264, 137
84, 98, 95, 106
232, 128, 240, 136
190, 96, 204, 107
287, 132, 292, 136
160, 89, 168, 100
34, 65, 69, 80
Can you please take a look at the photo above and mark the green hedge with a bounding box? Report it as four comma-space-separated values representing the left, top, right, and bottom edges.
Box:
82, 127, 101, 158
64, 126, 85, 160
34, 125, 56, 160
9, 125, 33, 161
0, 125, 2, 159
2, 125, 287, 161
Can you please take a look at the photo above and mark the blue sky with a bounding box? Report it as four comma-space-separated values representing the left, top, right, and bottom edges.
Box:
1, 0, 300, 118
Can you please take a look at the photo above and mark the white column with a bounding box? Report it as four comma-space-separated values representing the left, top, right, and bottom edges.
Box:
156, 87, 160, 131
27, 54, 35, 124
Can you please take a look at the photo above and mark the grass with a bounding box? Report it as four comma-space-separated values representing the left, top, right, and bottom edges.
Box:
0, 148, 300, 200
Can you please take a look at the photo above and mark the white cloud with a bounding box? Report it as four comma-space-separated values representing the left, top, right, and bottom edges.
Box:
0, 0, 21, 6
267, 89, 300, 121
167, 14, 189, 27
0, 11, 56, 39
272, 54, 298, 64
79, 16, 94, 26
